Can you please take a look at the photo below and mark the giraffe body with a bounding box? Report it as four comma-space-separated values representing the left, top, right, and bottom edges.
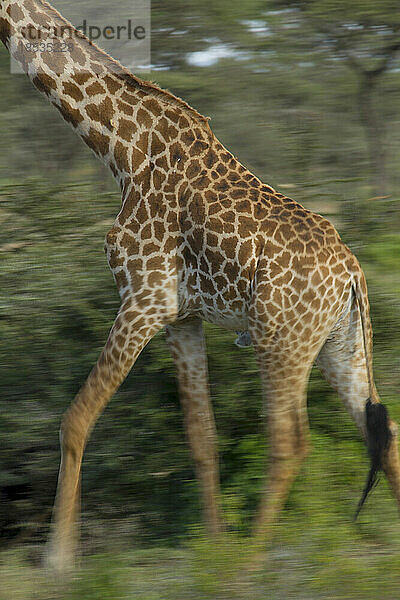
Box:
1, 0, 400, 574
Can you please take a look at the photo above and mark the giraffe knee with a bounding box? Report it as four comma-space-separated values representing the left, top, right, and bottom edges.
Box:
191, 441, 217, 469
270, 416, 310, 463
59, 409, 88, 459
270, 433, 310, 468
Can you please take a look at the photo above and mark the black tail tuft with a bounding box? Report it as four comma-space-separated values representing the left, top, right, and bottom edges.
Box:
354, 399, 392, 520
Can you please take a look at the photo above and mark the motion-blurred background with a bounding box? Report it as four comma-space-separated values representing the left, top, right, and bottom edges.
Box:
1, 1, 400, 598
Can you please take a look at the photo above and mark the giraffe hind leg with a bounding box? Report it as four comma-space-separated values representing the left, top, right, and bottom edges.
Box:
250, 340, 313, 545
316, 297, 400, 516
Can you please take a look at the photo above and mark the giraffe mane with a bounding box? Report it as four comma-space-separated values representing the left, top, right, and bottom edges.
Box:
37, 0, 212, 132
116, 71, 212, 130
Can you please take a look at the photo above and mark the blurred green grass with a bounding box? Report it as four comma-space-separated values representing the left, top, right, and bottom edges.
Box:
2, 516, 400, 600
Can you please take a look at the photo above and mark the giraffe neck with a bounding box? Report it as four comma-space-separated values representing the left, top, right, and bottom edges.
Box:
0, 0, 213, 190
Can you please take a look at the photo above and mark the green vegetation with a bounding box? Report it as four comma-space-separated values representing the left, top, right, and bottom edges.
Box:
0, 0, 399, 597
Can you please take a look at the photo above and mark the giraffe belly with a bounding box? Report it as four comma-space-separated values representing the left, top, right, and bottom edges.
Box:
196, 303, 249, 330
177, 278, 249, 331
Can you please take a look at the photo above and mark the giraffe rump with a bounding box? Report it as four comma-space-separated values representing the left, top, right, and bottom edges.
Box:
355, 398, 392, 519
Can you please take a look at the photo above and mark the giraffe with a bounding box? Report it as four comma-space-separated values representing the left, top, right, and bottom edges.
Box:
1, 0, 400, 574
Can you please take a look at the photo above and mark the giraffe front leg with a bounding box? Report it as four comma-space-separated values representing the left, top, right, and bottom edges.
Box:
166, 318, 223, 536
46, 297, 175, 575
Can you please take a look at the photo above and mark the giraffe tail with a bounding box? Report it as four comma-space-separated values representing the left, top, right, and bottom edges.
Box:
354, 399, 391, 519
352, 273, 392, 518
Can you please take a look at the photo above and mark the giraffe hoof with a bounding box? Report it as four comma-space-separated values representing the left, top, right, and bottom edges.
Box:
43, 544, 75, 578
